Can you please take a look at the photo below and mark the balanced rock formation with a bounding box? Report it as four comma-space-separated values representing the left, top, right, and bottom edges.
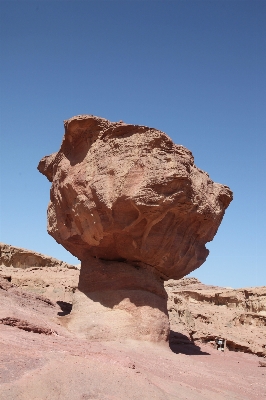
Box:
38, 115, 232, 341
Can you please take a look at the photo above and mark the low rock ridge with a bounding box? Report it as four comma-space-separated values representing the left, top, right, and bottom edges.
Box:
0, 242, 78, 270
0, 243, 79, 303
166, 278, 266, 357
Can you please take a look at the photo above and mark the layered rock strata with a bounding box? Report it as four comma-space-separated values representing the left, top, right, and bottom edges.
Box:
0, 243, 79, 302
0, 242, 77, 270
38, 115, 232, 341
166, 278, 266, 357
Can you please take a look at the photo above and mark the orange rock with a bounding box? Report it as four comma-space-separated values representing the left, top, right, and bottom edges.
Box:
38, 115, 232, 341
66, 257, 169, 341
166, 278, 266, 357
0, 242, 79, 303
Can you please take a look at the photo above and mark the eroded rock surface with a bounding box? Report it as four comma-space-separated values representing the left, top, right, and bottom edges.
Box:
38, 115, 232, 278
0, 242, 77, 270
66, 257, 169, 341
166, 278, 266, 357
1, 246, 265, 357
0, 275, 64, 337
38, 115, 232, 341
0, 243, 79, 303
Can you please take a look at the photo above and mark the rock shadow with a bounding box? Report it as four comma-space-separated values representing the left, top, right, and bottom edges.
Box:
82, 289, 168, 315
169, 330, 210, 355
57, 301, 72, 316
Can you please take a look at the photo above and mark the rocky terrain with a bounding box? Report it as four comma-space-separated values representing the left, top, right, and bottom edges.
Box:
0, 252, 265, 399
1, 243, 265, 358
0, 242, 79, 303
166, 278, 266, 358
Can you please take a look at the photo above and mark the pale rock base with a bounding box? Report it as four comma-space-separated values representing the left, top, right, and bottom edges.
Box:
65, 257, 169, 342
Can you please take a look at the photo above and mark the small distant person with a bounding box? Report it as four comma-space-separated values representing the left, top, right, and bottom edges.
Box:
215, 338, 226, 352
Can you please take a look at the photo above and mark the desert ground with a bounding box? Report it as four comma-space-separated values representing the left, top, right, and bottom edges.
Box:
0, 243, 265, 400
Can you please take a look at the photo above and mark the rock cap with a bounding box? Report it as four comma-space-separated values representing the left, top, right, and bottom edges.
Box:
38, 115, 232, 280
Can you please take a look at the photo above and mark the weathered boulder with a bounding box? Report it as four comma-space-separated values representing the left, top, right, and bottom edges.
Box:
38, 115, 232, 341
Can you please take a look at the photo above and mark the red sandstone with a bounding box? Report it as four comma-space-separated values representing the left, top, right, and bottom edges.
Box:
38, 115, 232, 342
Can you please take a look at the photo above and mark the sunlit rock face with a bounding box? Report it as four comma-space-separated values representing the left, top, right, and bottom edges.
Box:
38, 115, 232, 342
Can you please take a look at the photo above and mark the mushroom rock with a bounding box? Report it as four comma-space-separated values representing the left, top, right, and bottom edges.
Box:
38, 115, 233, 342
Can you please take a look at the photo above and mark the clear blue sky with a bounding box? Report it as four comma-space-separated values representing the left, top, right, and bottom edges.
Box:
0, 1, 265, 288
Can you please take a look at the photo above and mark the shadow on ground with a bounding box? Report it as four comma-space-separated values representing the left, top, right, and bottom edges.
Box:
57, 301, 72, 316
169, 330, 210, 355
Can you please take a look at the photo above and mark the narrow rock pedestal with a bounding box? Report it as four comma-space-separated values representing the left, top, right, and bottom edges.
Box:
66, 257, 169, 342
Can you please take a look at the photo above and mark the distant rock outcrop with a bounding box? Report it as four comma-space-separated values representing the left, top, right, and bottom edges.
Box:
166, 278, 266, 357
0, 242, 76, 270
0, 243, 79, 303
38, 115, 232, 341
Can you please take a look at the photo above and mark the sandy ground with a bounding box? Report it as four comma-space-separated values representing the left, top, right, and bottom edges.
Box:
0, 323, 265, 400
0, 276, 265, 399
